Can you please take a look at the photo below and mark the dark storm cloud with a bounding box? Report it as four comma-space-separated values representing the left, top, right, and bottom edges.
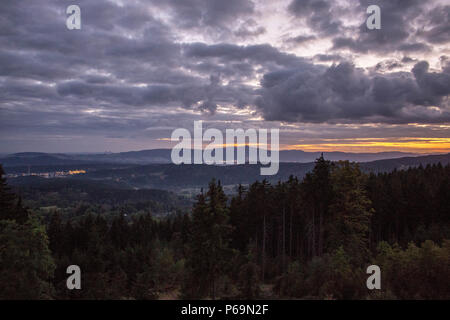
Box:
333, 37, 432, 54
419, 5, 450, 44
54, 75, 255, 113
288, 0, 343, 36
234, 19, 266, 39
256, 61, 450, 124
0, 0, 182, 83
412, 61, 450, 104
285, 35, 316, 44
283, 35, 317, 49
0, 0, 268, 116
314, 54, 343, 62
183, 43, 305, 69
0, 78, 58, 102
150, 0, 255, 32
287, 0, 447, 55
373, 59, 403, 72
329, 0, 439, 54
0, 50, 70, 81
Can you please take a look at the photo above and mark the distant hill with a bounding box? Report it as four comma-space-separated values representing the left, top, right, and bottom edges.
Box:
279, 150, 418, 162
360, 153, 450, 173
5, 152, 449, 217
4, 152, 449, 193
81, 162, 316, 191
0, 148, 421, 167
26, 153, 446, 192
0, 152, 91, 167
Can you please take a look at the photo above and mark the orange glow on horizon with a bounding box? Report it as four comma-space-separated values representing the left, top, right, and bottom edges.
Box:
284, 137, 450, 154
159, 136, 450, 154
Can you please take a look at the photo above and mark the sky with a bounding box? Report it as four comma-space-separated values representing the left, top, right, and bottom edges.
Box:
0, 0, 449, 154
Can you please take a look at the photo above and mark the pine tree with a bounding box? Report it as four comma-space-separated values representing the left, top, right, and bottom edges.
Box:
0, 165, 22, 222
238, 241, 260, 299
327, 161, 373, 265
184, 180, 233, 299
0, 217, 56, 299
47, 211, 64, 256
302, 155, 333, 258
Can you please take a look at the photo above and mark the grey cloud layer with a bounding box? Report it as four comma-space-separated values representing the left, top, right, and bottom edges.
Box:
287, 0, 449, 55
0, 0, 449, 152
256, 60, 450, 124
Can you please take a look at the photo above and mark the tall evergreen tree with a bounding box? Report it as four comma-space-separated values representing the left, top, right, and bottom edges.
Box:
0, 217, 55, 299
327, 161, 373, 265
0, 165, 28, 223
184, 180, 233, 299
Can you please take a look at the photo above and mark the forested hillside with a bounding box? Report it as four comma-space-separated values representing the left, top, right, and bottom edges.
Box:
0, 149, 420, 167
4, 154, 449, 193
0, 159, 449, 299
9, 177, 191, 219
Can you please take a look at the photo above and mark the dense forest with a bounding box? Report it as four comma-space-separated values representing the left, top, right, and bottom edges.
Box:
9, 177, 191, 219
0, 157, 449, 300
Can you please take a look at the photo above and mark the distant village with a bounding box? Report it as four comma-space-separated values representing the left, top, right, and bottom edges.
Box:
5, 169, 86, 179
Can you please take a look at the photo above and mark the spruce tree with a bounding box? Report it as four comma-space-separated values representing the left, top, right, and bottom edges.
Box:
184, 180, 232, 299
